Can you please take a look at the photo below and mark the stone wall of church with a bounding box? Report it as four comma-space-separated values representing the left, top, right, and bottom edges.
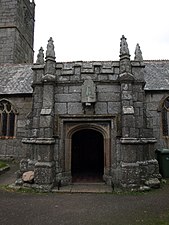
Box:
145, 91, 169, 150
55, 61, 121, 116
0, 95, 32, 159
15, 37, 161, 190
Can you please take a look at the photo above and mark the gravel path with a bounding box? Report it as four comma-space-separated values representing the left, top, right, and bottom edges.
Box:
0, 163, 169, 225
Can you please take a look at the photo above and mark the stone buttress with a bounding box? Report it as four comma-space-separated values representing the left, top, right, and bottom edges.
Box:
115, 36, 160, 189
20, 38, 56, 191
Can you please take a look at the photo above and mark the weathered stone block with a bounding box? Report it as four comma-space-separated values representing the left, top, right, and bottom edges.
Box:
95, 102, 107, 114
55, 103, 67, 114
98, 93, 120, 102
40, 108, 52, 115
20, 159, 28, 172
98, 75, 108, 80
40, 115, 53, 128
121, 145, 137, 163
68, 103, 83, 114
37, 145, 54, 162
55, 93, 81, 102
42, 85, 54, 108
108, 102, 120, 114
122, 114, 135, 127
34, 162, 55, 185
81, 73, 97, 80
122, 91, 133, 100
55, 86, 64, 94
74, 66, 81, 75
69, 86, 81, 93
120, 162, 140, 188
58, 76, 70, 81
108, 74, 118, 80
145, 178, 160, 189
97, 85, 120, 93
135, 116, 143, 128
122, 106, 134, 114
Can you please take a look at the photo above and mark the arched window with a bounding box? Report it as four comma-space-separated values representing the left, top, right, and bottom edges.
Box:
0, 100, 17, 138
162, 97, 169, 136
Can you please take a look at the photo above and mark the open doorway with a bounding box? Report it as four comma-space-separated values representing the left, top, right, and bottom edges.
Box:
71, 129, 104, 183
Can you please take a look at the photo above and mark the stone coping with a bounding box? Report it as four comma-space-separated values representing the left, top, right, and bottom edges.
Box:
120, 137, 157, 144
22, 138, 55, 145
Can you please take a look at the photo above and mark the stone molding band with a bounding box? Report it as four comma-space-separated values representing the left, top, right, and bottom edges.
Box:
120, 137, 157, 144
22, 138, 55, 145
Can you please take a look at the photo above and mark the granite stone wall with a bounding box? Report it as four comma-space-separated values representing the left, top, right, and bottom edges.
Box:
0, 95, 32, 159
0, 0, 35, 64
20, 58, 160, 190
145, 91, 169, 149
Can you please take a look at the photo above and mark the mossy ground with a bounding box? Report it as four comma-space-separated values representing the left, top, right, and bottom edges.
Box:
0, 161, 8, 169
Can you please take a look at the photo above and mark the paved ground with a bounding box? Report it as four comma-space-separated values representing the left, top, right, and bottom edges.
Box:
0, 162, 19, 186
53, 183, 113, 193
0, 163, 169, 225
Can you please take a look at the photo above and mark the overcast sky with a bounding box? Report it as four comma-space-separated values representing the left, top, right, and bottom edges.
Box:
34, 0, 169, 62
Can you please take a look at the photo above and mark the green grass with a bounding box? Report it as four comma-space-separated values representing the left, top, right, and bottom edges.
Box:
144, 214, 169, 225
0, 161, 8, 169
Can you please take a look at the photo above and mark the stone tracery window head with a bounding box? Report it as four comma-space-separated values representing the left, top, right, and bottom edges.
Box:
162, 96, 169, 136
164, 97, 169, 109
0, 100, 17, 139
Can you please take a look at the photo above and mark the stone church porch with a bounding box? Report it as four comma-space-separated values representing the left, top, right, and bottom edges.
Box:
16, 36, 161, 191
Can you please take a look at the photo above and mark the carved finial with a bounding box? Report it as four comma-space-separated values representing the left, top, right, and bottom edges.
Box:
31, 0, 35, 5
36, 47, 44, 64
120, 35, 130, 57
46, 37, 55, 58
134, 43, 143, 61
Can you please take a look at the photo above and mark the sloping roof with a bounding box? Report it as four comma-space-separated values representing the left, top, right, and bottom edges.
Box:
0, 64, 33, 94
0, 60, 169, 95
144, 60, 169, 90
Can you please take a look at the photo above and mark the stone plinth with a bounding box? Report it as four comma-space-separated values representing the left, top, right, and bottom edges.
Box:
34, 161, 55, 185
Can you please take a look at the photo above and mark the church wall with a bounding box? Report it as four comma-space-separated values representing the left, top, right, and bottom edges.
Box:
0, 85, 168, 162
145, 91, 169, 149
54, 61, 121, 116
0, 95, 32, 159
54, 83, 121, 115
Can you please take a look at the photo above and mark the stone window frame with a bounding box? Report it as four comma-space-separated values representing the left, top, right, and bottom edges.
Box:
161, 96, 169, 136
0, 99, 18, 139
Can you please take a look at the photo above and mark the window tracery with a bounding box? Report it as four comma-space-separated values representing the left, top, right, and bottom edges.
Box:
0, 100, 17, 138
162, 97, 169, 136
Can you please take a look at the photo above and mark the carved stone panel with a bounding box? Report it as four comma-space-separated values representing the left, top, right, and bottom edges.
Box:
81, 77, 96, 103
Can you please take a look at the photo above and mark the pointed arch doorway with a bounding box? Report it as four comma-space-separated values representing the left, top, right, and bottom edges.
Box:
71, 129, 104, 183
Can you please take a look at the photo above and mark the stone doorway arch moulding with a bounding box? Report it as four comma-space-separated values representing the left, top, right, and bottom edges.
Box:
62, 117, 113, 184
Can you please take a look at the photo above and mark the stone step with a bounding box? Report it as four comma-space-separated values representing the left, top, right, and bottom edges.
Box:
52, 183, 113, 193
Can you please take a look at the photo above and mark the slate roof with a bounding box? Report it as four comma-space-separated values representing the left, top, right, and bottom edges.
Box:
0, 60, 169, 95
0, 64, 33, 94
